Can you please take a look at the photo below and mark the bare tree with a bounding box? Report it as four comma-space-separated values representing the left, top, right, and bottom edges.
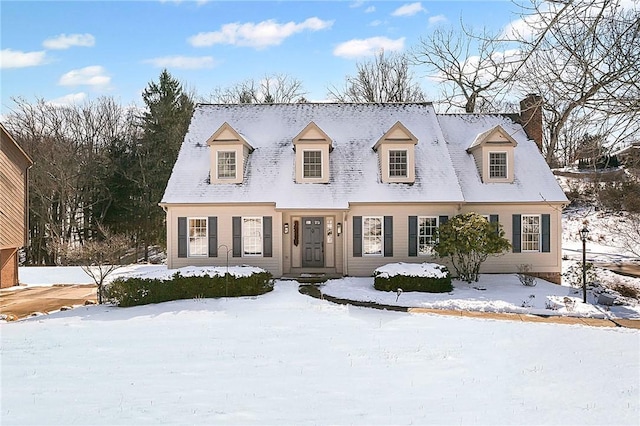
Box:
59, 224, 129, 304
513, 0, 640, 165
328, 50, 426, 103
414, 27, 515, 112
206, 73, 308, 104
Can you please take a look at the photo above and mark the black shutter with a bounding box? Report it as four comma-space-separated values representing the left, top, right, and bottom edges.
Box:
263, 216, 272, 257
384, 216, 393, 257
439, 216, 449, 226
408, 216, 417, 257
208, 217, 218, 257
542, 214, 551, 253
353, 216, 362, 257
178, 217, 187, 258
512, 214, 521, 253
232, 216, 242, 257
490, 214, 499, 236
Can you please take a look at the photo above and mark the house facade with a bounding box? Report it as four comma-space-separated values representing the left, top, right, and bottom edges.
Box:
0, 123, 33, 288
161, 101, 568, 282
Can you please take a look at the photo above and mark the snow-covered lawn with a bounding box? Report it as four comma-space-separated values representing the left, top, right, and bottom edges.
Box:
2, 281, 638, 425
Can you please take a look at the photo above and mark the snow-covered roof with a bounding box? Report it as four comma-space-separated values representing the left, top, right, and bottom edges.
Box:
161, 103, 567, 208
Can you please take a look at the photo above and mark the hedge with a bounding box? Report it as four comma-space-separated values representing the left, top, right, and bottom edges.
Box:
374, 272, 452, 293
105, 271, 274, 307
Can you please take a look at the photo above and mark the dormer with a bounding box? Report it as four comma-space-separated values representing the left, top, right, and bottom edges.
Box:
207, 122, 254, 184
293, 122, 332, 184
467, 125, 517, 183
373, 121, 417, 184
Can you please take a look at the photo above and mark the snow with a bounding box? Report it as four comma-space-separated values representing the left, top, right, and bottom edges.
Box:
2, 281, 638, 425
162, 103, 566, 208
373, 262, 449, 279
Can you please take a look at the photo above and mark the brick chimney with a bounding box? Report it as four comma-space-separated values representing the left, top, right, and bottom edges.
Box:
519, 94, 543, 152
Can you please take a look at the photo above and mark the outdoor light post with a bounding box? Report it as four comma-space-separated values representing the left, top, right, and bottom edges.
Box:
579, 226, 590, 303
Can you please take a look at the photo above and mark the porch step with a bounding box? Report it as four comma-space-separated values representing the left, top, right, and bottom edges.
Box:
281, 273, 342, 284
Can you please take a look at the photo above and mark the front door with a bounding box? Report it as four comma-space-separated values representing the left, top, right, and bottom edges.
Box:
302, 217, 324, 268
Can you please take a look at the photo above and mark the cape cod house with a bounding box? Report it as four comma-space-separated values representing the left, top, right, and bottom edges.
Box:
161, 98, 568, 282
0, 123, 33, 288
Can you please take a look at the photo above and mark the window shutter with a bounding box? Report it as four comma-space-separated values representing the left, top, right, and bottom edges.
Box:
208, 217, 218, 257
512, 214, 521, 253
353, 216, 362, 257
384, 216, 393, 257
408, 216, 417, 257
232, 216, 242, 257
178, 217, 187, 258
438, 216, 449, 226
263, 216, 273, 257
542, 214, 551, 253
490, 214, 499, 236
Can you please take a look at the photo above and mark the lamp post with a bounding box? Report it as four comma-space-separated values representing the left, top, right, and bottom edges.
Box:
579, 226, 590, 303
218, 244, 233, 297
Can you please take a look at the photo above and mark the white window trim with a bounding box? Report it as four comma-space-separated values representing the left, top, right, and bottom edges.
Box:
363, 216, 384, 256
302, 149, 323, 180
242, 216, 263, 257
388, 149, 408, 179
521, 214, 541, 253
488, 151, 508, 179
417, 216, 438, 256
216, 150, 237, 180
188, 217, 208, 257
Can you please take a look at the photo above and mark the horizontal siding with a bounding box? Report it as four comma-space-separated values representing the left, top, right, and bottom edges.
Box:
0, 139, 28, 248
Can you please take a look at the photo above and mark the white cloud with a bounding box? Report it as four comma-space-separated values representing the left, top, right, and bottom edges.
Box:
58, 66, 110, 87
144, 55, 216, 69
350, 0, 365, 8
365, 6, 376, 13
47, 92, 88, 106
369, 20, 383, 27
391, 2, 425, 17
0, 48, 47, 68
188, 17, 333, 49
428, 14, 447, 25
333, 36, 405, 59
43, 33, 95, 50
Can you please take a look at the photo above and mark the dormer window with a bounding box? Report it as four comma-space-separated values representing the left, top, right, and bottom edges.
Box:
293, 122, 332, 183
303, 150, 323, 178
389, 150, 408, 178
217, 151, 237, 179
489, 152, 507, 179
467, 125, 517, 183
373, 122, 417, 184
207, 122, 254, 184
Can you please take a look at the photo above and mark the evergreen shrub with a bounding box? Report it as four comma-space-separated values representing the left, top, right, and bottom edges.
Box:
106, 271, 274, 307
373, 270, 452, 293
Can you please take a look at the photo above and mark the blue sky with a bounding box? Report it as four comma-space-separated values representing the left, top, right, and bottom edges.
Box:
1, 1, 524, 114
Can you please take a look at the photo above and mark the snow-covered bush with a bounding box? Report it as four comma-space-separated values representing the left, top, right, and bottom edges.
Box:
373, 262, 452, 293
106, 269, 273, 307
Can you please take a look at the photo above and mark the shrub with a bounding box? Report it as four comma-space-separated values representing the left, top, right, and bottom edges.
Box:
105, 271, 274, 307
373, 263, 452, 293
516, 264, 537, 287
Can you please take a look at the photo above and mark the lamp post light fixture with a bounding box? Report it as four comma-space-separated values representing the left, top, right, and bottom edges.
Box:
579, 226, 590, 303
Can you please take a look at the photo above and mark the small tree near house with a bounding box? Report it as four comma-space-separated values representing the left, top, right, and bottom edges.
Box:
433, 212, 511, 283
61, 225, 129, 304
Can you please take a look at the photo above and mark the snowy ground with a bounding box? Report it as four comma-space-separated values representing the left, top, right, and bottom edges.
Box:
2, 281, 639, 425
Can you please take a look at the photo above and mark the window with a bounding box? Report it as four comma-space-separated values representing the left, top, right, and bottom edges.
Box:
243, 217, 262, 256
489, 152, 507, 179
303, 150, 322, 178
389, 150, 408, 178
188, 218, 207, 256
363, 217, 383, 255
217, 151, 236, 179
522, 215, 540, 252
418, 217, 438, 255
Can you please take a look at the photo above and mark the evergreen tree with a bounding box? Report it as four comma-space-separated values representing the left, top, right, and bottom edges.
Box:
135, 69, 194, 259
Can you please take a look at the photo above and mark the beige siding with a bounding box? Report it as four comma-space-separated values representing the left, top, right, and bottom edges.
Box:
0, 130, 30, 249
165, 204, 282, 276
